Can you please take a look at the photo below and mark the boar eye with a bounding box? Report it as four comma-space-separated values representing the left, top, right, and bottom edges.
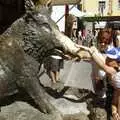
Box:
42, 23, 52, 31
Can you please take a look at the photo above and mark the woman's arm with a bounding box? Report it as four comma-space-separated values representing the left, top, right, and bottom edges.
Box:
89, 46, 116, 75
103, 64, 116, 75
75, 45, 116, 75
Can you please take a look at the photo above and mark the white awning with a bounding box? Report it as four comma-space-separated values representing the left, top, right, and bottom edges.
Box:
69, 7, 94, 18
69, 7, 86, 17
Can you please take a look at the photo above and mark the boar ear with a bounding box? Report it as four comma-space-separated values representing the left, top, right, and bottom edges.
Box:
46, 0, 52, 14
25, 0, 35, 11
32, 0, 47, 5
46, 0, 52, 7
33, 0, 52, 6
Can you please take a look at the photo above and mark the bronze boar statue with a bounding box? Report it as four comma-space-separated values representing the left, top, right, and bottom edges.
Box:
0, 0, 91, 115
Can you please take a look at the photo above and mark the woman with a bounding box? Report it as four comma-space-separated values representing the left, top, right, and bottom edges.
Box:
105, 47, 120, 120
44, 49, 71, 84
92, 28, 113, 98
87, 44, 120, 120
46, 49, 64, 83
77, 29, 120, 120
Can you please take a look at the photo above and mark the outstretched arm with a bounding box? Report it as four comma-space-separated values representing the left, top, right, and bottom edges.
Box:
89, 46, 116, 75
77, 45, 116, 75
89, 46, 105, 67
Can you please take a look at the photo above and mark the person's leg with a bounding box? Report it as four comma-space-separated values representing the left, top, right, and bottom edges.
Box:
112, 89, 120, 120
49, 57, 58, 83
50, 71, 56, 83
112, 105, 120, 120
55, 70, 60, 82
55, 59, 62, 82
117, 89, 120, 117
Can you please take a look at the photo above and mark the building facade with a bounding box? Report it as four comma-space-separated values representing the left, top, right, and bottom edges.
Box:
80, 0, 120, 17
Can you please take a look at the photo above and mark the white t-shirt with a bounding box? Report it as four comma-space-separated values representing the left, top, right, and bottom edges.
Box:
98, 70, 106, 80
111, 71, 120, 88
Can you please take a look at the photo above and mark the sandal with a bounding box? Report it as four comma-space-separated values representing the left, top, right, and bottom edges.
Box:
112, 105, 120, 120
112, 111, 120, 120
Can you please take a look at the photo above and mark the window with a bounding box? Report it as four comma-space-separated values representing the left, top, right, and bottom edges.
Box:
98, 1, 106, 16
118, 0, 120, 9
